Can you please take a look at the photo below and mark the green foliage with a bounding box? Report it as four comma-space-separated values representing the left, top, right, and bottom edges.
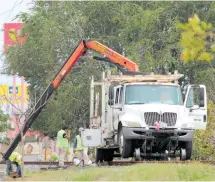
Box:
0, 137, 10, 145
3, 1, 215, 140
177, 14, 214, 62
0, 109, 9, 132
194, 68, 215, 102
193, 100, 215, 160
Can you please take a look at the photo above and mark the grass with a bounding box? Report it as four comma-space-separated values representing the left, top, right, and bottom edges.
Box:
5, 162, 215, 181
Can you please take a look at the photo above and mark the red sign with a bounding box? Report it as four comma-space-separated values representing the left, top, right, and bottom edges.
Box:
4, 23, 26, 51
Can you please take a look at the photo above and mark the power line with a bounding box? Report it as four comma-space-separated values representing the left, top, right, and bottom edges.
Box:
5, 0, 20, 23
0, 0, 23, 19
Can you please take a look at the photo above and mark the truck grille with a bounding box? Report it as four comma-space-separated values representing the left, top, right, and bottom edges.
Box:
144, 112, 177, 126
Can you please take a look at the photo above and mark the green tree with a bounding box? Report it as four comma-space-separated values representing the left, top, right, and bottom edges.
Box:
177, 11, 215, 102
177, 14, 214, 62
177, 14, 215, 160
193, 100, 215, 160
0, 109, 9, 132
4, 1, 215, 137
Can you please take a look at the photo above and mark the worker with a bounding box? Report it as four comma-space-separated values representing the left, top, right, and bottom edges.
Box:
6, 152, 22, 177
73, 127, 92, 165
56, 126, 70, 167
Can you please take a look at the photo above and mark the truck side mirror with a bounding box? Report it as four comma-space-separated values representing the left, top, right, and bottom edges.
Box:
109, 86, 114, 100
189, 105, 200, 112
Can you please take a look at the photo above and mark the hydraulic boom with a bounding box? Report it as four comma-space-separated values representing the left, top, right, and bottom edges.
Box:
2, 40, 139, 161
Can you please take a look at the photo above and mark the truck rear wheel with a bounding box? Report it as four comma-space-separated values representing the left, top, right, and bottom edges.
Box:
118, 127, 132, 158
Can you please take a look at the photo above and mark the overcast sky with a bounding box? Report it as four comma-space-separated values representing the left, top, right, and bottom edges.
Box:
0, 0, 32, 84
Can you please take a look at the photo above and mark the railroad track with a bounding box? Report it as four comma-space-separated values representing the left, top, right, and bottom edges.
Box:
0, 161, 73, 165
107, 160, 215, 166
0, 160, 214, 166
0, 159, 214, 170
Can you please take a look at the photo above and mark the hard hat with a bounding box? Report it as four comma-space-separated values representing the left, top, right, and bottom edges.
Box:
79, 127, 84, 132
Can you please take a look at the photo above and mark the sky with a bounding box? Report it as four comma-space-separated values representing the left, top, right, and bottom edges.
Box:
0, 0, 33, 84
0, 0, 32, 114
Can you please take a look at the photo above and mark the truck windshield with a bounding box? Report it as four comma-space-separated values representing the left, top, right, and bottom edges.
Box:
125, 84, 183, 105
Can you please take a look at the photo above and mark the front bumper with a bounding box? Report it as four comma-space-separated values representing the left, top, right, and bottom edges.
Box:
122, 127, 194, 142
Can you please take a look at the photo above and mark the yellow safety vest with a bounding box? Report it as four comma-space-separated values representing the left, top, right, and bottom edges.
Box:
9, 152, 22, 165
75, 135, 87, 151
56, 129, 68, 149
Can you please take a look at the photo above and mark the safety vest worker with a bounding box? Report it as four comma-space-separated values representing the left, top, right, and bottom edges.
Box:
73, 127, 87, 151
56, 126, 70, 167
73, 128, 91, 165
9, 152, 22, 165
7, 152, 22, 177
56, 127, 69, 149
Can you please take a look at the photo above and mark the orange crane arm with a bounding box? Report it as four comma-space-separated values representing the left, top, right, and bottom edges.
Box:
86, 41, 139, 72
52, 40, 139, 88
2, 40, 139, 161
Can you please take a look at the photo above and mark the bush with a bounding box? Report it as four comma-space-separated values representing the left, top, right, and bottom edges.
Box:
192, 100, 215, 160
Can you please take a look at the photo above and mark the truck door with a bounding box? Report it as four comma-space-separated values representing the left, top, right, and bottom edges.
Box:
113, 86, 124, 130
184, 85, 207, 129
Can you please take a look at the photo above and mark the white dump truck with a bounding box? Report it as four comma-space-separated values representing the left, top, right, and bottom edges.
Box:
82, 71, 207, 162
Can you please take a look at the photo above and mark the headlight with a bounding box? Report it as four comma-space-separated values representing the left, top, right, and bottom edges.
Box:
124, 121, 141, 127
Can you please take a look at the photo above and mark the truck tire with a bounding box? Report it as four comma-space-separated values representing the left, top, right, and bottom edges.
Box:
95, 148, 103, 164
180, 148, 186, 161
118, 127, 132, 158
185, 141, 193, 160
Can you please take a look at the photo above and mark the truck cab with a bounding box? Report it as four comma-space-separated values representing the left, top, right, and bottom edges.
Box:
110, 82, 207, 130
83, 71, 207, 162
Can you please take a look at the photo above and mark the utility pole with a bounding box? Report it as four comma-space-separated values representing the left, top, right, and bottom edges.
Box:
20, 76, 25, 179
12, 74, 16, 131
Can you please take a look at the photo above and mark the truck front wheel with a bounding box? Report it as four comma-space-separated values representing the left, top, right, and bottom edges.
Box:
118, 127, 132, 158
